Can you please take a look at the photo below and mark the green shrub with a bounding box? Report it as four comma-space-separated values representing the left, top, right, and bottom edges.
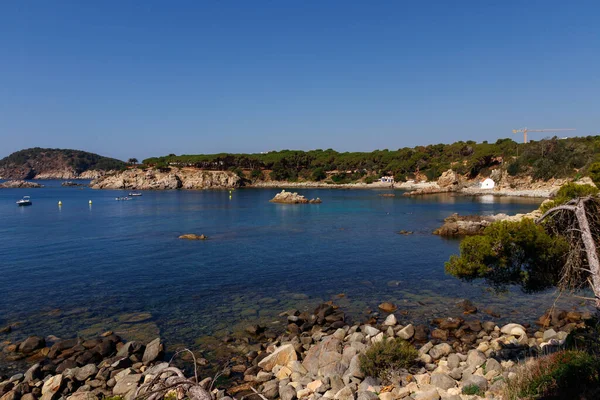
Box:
365, 176, 375, 184
312, 167, 326, 181
589, 162, 600, 187
445, 218, 569, 292
540, 183, 599, 212
462, 384, 482, 395
359, 338, 417, 381
251, 169, 263, 180
503, 351, 600, 400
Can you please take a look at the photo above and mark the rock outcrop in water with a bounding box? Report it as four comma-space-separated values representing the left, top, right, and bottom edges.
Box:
0, 180, 44, 189
90, 168, 240, 190
0, 148, 124, 180
269, 190, 322, 204
433, 207, 545, 236
179, 234, 208, 240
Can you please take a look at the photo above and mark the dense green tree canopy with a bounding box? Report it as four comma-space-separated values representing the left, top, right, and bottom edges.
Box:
143, 135, 600, 183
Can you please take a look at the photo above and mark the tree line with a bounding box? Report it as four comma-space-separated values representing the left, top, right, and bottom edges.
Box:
142, 136, 600, 183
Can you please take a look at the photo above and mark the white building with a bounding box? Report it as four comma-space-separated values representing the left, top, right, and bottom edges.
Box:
381, 176, 394, 183
480, 178, 495, 189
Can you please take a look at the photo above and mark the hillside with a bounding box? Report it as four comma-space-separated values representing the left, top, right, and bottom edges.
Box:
0, 148, 125, 180
143, 136, 600, 184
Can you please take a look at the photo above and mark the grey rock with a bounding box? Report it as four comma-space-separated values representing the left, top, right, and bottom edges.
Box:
484, 358, 501, 373
112, 374, 141, 396
302, 337, 345, 378
9, 374, 23, 383
142, 338, 163, 364
75, 365, 98, 382
447, 354, 460, 370
279, 385, 296, 400
334, 386, 355, 400
448, 368, 463, 380
116, 342, 144, 358
363, 326, 380, 337
461, 374, 488, 392
543, 329, 558, 341
398, 324, 414, 340
430, 373, 456, 390
429, 343, 452, 360
466, 350, 486, 368
357, 392, 378, 400
262, 380, 279, 400
414, 389, 440, 400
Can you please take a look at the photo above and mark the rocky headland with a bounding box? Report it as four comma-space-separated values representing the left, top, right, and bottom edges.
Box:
270, 190, 322, 204
90, 168, 240, 190
0, 149, 123, 180
0, 181, 44, 189
0, 301, 591, 400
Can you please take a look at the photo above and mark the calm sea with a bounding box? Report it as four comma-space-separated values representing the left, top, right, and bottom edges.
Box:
0, 181, 588, 369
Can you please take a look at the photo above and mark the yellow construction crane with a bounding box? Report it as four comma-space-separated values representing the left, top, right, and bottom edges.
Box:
512, 128, 575, 143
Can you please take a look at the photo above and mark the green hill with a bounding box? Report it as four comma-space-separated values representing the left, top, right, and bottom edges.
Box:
0, 148, 125, 180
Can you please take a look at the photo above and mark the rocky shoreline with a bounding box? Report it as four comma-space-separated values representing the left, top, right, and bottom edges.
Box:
90, 169, 240, 190
0, 301, 590, 400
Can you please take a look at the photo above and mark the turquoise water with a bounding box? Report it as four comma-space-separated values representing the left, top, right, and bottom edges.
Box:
0, 181, 586, 359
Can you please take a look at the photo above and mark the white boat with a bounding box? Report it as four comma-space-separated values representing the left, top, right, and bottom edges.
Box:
128, 192, 142, 196
17, 196, 32, 206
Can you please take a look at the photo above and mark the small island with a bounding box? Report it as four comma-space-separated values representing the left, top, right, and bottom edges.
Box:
269, 190, 322, 204
0, 180, 44, 189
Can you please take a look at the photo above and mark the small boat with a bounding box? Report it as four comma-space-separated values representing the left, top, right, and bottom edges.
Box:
115, 196, 132, 201
17, 196, 32, 206
128, 192, 142, 197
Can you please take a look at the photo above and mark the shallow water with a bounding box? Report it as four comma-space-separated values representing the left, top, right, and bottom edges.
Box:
0, 182, 589, 366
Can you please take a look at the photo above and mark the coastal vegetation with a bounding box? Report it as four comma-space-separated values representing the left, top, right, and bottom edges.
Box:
143, 135, 600, 183
502, 350, 600, 400
358, 338, 418, 381
446, 183, 600, 305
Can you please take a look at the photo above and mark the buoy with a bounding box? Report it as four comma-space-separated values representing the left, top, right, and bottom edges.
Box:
58, 201, 62, 206
89, 200, 92, 205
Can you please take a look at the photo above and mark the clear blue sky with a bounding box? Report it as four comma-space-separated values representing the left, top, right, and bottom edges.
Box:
1, 1, 598, 161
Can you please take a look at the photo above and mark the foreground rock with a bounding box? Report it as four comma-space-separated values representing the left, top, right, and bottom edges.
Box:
0, 180, 44, 189
0, 302, 590, 400
270, 190, 322, 204
90, 168, 240, 190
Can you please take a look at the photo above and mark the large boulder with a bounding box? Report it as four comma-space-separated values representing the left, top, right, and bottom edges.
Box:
302, 336, 346, 377
257, 344, 298, 372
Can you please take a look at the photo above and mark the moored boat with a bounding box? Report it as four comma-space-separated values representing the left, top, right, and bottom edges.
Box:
128, 192, 142, 196
17, 196, 32, 206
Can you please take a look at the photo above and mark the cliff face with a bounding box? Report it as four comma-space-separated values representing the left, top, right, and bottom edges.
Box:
0, 148, 124, 180
90, 168, 240, 190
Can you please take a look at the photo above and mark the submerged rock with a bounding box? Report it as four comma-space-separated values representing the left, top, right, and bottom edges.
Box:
179, 234, 208, 240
